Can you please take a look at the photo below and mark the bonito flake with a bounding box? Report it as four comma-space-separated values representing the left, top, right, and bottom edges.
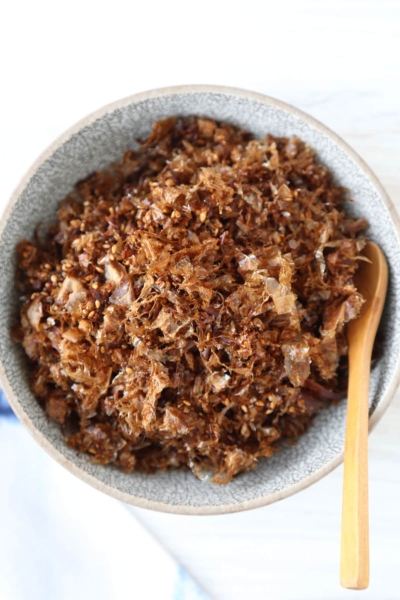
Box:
15, 116, 366, 483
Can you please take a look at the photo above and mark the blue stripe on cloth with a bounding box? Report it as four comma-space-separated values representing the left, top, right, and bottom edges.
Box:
173, 565, 210, 600
0, 388, 16, 418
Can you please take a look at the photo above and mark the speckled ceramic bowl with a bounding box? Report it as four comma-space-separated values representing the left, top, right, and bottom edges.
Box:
1, 85, 399, 514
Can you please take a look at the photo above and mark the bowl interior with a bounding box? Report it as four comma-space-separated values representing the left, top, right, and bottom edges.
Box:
1, 88, 399, 513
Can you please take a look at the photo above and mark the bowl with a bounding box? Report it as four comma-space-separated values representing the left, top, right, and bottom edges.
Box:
1, 85, 400, 515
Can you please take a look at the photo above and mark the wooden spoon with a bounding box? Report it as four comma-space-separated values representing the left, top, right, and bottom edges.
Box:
340, 241, 388, 590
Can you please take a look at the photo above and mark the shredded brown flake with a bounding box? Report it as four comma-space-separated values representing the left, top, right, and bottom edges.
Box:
15, 116, 367, 483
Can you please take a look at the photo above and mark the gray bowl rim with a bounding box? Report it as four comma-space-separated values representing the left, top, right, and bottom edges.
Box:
1, 84, 400, 515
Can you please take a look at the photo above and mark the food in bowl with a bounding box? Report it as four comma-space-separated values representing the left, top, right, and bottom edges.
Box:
15, 115, 367, 484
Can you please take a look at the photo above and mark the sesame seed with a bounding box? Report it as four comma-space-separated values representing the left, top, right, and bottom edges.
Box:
109, 254, 115, 261
50, 274, 57, 283
95, 266, 104, 273
88, 310, 95, 319
241, 405, 248, 413
112, 244, 118, 254
126, 367, 133, 374
109, 207, 115, 215
95, 300, 101, 309
100, 346, 106, 354
44, 263, 51, 270
103, 243, 110, 249
200, 210, 207, 222
91, 282, 99, 289
121, 344, 127, 349
255, 401, 264, 407
183, 401, 191, 406
206, 332, 210, 340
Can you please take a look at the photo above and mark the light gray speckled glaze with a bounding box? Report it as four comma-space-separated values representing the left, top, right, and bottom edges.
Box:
1, 86, 399, 514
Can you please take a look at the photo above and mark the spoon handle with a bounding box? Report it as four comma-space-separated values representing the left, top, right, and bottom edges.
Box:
340, 331, 372, 590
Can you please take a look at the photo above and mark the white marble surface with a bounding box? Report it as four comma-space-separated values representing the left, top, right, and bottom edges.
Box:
1, 1, 399, 598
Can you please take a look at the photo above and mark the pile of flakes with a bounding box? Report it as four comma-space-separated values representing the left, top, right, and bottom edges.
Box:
16, 116, 367, 483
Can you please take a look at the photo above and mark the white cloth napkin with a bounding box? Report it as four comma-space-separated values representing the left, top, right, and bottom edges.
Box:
0, 392, 209, 600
